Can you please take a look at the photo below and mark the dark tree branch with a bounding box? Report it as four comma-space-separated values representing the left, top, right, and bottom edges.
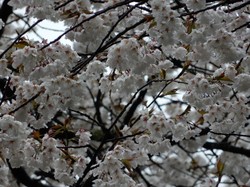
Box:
2, 91, 41, 116
0, 77, 16, 105
71, 17, 147, 75
0, 0, 13, 38
104, 130, 144, 143
0, 19, 43, 59
54, 0, 74, 11
203, 142, 250, 158
7, 160, 55, 187
86, 87, 110, 133
232, 21, 250, 32
123, 89, 147, 126
40, 0, 145, 51
181, 0, 245, 16
73, 88, 149, 187
225, 0, 250, 12
135, 167, 156, 187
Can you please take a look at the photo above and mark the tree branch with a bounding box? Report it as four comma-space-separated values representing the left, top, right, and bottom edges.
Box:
0, 19, 43, 59
0, 0, 13, 38
203, 142, 250, 158
123, 89, 147, 126
7, 160, 55, 187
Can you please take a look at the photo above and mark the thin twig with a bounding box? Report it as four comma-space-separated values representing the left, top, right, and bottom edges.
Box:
0, 19, 43, 59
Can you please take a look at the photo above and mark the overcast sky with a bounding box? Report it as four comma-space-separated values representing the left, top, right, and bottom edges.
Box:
27, 19, 73, 47
11, 6, 73, 47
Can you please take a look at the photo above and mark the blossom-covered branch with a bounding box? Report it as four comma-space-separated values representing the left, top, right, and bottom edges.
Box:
0, 0, 249, 187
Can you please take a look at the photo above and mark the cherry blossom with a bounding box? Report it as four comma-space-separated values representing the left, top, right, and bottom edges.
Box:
0, 0, 250, 186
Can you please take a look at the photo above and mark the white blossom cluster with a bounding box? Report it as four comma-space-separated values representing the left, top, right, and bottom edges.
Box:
0, 0, 250, 186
